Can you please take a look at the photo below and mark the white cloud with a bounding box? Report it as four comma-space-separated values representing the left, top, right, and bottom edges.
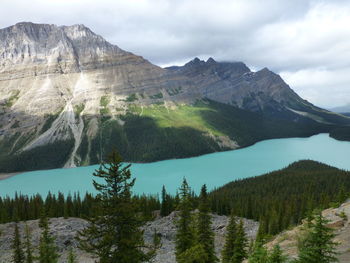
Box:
281, 68, 350, 108
0, 0, 350, 107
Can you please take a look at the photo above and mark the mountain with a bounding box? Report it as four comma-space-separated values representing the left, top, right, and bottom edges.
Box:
0, 22, 349, 172
168, 57, 350, 123
330, 104, 350, 114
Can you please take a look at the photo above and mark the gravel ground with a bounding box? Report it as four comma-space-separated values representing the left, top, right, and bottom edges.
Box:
0, 212, 259, 263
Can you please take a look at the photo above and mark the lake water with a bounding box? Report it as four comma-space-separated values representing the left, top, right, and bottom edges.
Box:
1, 133, 350, 198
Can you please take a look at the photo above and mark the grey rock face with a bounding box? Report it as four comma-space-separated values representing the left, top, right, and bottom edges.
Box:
0, 213, 259, 263
0, 218, 94, 263
168, 57, 306, 112
143, 211, 258, 263
0, 22, 199, 167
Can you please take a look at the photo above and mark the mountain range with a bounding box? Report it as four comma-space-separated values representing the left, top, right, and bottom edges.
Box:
0, 22, 349, 172
330, 104, 350, 114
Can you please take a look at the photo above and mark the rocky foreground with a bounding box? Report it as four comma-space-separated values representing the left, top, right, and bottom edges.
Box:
0, 212, 258, 263
267, 200, 350, 263
2, 201, 350, 262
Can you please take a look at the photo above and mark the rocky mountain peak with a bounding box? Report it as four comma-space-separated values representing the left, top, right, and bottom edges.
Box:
0, 22, 131, 77
206, 57, 216, 64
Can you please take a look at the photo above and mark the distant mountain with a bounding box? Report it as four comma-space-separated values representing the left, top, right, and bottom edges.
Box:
0, 22, 349, 172
330, 104, 350, 114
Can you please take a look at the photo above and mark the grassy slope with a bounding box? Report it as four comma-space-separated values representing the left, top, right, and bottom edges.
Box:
84, 100, 332, 164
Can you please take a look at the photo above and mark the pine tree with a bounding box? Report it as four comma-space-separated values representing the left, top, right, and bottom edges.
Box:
77, 151, 154, 263
24, 224, 33, 263
221, 212, 237, 263
196, 184, 217, 263
297, 213, 338, 263
67, 247, 77, 263
160, 185, 172, 217
38, 212, 59, 263
248, 241, 268, 263
12, 223, 25, 263
232, 219, 248, 263
175, 178, 194, 261
255, 217, 267, 242
268, 245, 287, 263
176, 244, 208, 263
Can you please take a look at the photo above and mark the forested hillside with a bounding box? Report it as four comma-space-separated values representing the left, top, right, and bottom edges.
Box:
329, 127, 350, 141
210, 160, 350, 236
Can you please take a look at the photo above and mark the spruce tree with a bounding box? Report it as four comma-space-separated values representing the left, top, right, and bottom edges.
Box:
177, 244, 208, 263
255, 217, 267, 242
77, 151, 154, 263
175, 178, 194, 261
67, 247, 77, 263
232, 219, 248, 263
38, 213, 59, 263
221, 212, 237, 263
248, 241, 268, 263
24, 224, 33, 263
196, 184, 217, 263
297, 213, 338, 263
268, 245, 287, 263
12, 223, 25, 263
160, 185, 172, 217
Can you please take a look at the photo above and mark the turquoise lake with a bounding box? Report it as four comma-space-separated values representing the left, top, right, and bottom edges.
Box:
1, 133, 350, 197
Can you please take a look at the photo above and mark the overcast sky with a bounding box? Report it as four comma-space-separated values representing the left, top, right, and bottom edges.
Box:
1, 0, 350, 108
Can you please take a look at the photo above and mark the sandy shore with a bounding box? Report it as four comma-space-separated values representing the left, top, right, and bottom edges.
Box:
0, 172, 20, 181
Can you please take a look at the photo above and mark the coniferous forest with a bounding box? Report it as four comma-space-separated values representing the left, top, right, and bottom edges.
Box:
210, 160, 350, 236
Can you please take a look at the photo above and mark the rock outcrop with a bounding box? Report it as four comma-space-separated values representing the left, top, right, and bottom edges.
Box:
0, 212, 259, 263
267, 200, 350, 262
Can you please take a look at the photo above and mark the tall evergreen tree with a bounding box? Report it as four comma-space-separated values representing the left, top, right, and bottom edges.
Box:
175, 178, 194, 261
67, 247, 77, 263
160, 185, 173, 217
176, 244, 208, 263
24, 224, 33, 263
248, 241, 268, 263
196, 184, 217, 263
268, 245, 287, 263
77, 151, 154, 263
232, 219, 248, 263
297, 213, 338, 263
38, 213, 59, 263
12, 223, 25, 263
221, 212, 237, 263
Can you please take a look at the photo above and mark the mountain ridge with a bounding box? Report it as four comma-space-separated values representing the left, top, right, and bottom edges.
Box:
0, 22, 349, 172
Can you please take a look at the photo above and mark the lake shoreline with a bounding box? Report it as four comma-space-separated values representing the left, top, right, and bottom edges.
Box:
0, 133, 333, 182
0, 173, 19, 181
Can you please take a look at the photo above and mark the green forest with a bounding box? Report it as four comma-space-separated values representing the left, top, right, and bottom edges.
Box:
210, 160, 350, 236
